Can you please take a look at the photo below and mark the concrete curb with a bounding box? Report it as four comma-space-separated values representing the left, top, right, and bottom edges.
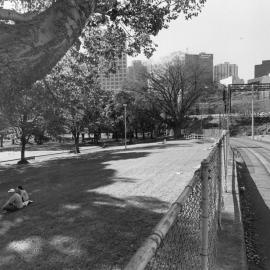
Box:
216, 148, 248, 269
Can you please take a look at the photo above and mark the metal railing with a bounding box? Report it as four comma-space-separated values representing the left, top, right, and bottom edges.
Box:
184, 129, 223, 140
184, 133, 205, 140
125, 131, 228, 270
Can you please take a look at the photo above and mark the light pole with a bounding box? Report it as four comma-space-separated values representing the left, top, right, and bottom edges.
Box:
251, 84, 254, 140
123, 104, 127, 150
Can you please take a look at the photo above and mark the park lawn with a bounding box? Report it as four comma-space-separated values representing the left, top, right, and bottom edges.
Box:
0, 140, 212, 269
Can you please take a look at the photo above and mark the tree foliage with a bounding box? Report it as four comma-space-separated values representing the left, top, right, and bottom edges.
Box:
0, 82, 49, 162
146, 58, 208, 137
0, 0, 207, 92
43, 46, 110, 152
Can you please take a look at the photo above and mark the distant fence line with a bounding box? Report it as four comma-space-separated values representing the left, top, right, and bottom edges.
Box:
184, 129, 223, 140
124, 130, 229, 270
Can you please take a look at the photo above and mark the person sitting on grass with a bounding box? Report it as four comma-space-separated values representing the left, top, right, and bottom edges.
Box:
2, 188, 23, 212
17, 186, 33, 206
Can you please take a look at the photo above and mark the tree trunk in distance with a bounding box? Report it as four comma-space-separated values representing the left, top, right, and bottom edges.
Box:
0, 135, 3, 147
18, 135, 28, 164
74, 132, 80, 154
129, 130, 133, 144
173, 124, 182, 139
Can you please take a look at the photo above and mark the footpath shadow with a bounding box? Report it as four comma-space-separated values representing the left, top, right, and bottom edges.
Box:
236, 160, 270, 270
0, 150, 168, 269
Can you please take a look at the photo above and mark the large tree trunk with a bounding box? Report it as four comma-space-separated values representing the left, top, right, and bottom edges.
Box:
135, 129, 138, 139
173, 124, 182, 139
0, 0, 96, 93
73, 132, 80, 153
18, 135, 28, 164
128, 130, 133, 144
0, 134, 3, 147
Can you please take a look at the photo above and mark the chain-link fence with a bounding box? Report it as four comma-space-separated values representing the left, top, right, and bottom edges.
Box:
125, 131, 228, 270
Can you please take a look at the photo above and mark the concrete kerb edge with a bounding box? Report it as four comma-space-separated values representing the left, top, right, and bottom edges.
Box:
217, 147, 248, 269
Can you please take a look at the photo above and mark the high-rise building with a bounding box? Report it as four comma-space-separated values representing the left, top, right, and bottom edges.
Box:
255, 60, 270, 78
214, 62, 238, 82
185, 53, 213, 85
99, 53, 127, 92
128, 60, 148, 83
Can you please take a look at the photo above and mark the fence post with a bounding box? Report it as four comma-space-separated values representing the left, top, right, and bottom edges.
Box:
201, 159, 210, 270
217, 141, 223, 230
224, 132, 228, 192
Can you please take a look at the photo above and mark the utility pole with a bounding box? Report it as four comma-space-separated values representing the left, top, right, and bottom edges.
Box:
123, 104, 127, 150
251, 84, 254, 140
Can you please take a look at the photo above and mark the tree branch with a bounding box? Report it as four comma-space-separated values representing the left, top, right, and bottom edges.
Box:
0, 8, 38, 22
0, 0, 97, 94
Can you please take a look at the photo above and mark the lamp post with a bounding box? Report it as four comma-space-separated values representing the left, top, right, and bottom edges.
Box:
123, 104, 127, 150
251, 84, 254, 140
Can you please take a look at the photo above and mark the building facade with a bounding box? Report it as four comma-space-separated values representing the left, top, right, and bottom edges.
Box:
99, 53, 127, 92
255, 60, 270, 78
185, 53, 213, 85
247, 75, 270, 102
214, 62, 238, 82
247, 75, 270, 84
128, 60, 148, 82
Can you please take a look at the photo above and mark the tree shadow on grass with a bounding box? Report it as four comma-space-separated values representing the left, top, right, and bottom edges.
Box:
0, 150, 169, 270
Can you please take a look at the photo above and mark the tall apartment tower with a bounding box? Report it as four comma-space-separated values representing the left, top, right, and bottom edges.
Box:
255, 60, 270, 78
214, 62, 238, 82
185, 53, 213, 85
128, 60, 148, 82
99, 53, 127, 92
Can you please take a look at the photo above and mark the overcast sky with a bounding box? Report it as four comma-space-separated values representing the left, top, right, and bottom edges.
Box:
129, 0, 270, 82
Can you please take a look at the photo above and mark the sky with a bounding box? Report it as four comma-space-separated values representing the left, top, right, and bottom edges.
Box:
128, 0, 270, 82
3, 0, 269, 81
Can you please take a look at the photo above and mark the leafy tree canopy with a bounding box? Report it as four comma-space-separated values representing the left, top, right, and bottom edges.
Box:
0, 0, 207, 92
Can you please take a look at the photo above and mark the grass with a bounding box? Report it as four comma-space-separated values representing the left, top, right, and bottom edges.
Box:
0, 150, 165, 270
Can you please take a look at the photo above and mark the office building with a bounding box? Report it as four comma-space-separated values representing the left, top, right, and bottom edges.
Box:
255, 60, 270, 78
128, 60, 148, 83
185, 53, 213, 85
99, 53, 127, 92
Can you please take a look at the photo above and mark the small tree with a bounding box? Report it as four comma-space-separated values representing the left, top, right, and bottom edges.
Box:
44, 47, 103, 153
0, 85, 48, 163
